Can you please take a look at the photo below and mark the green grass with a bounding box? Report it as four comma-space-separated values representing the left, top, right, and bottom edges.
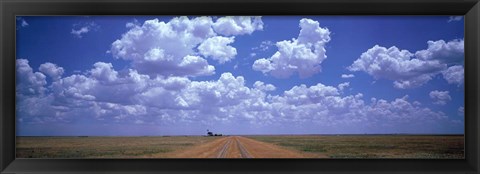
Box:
247, 135, 464, 159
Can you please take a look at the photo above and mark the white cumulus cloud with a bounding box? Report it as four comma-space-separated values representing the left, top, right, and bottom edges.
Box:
89, 62, 119, 83
429, 90, 451, 105
17, 59, 47, 95
213, 16, 263, 36
338, 82, 350, 91
415, 39, 464, 65
110, 17, 216, 77
349, 39, 463, 89
198, 36, 237, 64
442, 65, 464, 85
253, 18, 331, 78
17, 58, 450, 132
111, 16, 264, 78
39, 62, 64, 81
253, 81, 276, 91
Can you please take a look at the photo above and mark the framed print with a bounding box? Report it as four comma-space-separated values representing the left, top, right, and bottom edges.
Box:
1, 0, 479, 173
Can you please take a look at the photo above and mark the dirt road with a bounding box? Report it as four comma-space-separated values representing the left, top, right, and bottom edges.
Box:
167, 136, 319, 158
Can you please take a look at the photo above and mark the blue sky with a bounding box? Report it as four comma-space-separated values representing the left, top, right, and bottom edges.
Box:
16, 16, 464, 136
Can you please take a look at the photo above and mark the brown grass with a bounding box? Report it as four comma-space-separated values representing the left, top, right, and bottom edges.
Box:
161, 136, 229, 158
16, 135, 464, 159
235, 136, 316, 158
16, 136, 220, 158
246, 135, 464, 159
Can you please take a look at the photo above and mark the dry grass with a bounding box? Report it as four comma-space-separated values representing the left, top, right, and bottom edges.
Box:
246, 135, 464, 159
16, 136, 221, 158
17, 135, 464, 159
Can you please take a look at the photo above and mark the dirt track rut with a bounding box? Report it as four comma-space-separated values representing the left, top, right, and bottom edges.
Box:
216, 138, 232, 158
168, 136, 315, 158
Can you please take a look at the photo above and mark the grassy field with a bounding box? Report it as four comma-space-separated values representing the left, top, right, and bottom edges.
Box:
17, 135, 464, 158
16, 136, 221, 158
247, 135, 464, 158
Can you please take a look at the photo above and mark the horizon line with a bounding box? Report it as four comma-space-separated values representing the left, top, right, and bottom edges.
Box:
16, 133, 465, 137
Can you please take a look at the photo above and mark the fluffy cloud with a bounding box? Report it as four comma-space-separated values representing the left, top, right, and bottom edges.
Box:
429, 90, 451, 105
39, 62, 64, 81
253, 81, 276, 91
281, 83, 339, 105
338, 82, 350, 91
111, 16, 263, 77
110, 17, 215, 77
17, 59, 449, 132
181, 73, 253, 108
349, 45, 445, 89
415, 39, 464, 65
341, 74, 355, 78
198, 36, 237, 64
253, 18, 331, 78
267, 84, 446, 128
52, 74, 98, 102
213, 16, 263, 36
136, 72, 251, 111
28, 66, 172, 123
349, 39, 463, 89
18, 60, 255, 124
16, 16, 462, 134
16, 59, 47, 95
442, 65, 464, 85
366, 95, 446, 123
89, 62, 118, 83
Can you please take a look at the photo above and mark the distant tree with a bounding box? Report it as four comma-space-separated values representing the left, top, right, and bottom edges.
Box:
207, 129, 213, 136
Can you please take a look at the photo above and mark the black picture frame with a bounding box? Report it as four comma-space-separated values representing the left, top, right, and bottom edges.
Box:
1, 0, 479, 173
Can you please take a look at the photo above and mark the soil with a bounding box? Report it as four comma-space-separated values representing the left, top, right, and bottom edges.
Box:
160, 136, 323, 158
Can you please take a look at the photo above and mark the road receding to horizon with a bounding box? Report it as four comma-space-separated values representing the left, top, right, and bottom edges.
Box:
160, 136, 323, 158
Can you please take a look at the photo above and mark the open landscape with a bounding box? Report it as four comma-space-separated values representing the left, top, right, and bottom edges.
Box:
15, 16, 465, 160
16, 135, 464, 158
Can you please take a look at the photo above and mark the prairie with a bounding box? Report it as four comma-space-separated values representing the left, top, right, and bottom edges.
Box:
16, 136, 221, 158
247, 135, 464, 158
16, 135, 464, 158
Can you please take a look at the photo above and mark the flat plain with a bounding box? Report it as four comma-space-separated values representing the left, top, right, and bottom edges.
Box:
16, 135, 464, 158
247, 135, 464, 158
16, 136, 221, 158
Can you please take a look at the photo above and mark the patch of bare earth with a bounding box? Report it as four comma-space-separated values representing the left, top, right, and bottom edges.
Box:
225, 137, 243, 158
161, 136, 323, 158
160, 137, 230, 158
